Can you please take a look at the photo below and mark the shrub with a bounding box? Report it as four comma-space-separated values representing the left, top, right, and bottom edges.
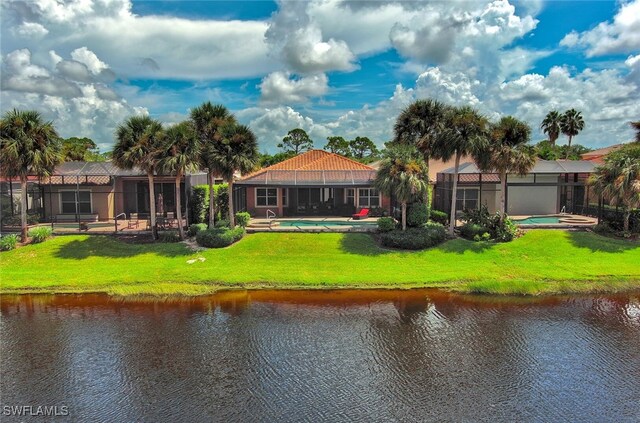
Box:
593, 222, 613, 235
2, 214, 40, 226
406, 203, 429, 227
196, 227, 245, 248
380, 226, 446, 250
495, 217, 518, 242
214, 219, 230, 229
429, 209, 448, 226
377, 217, 396, 232
460, 223, 490, 240
158, 231, 181, 243
188, 223, 207, 237
235, 212, 251, 228
0, 234, 19, 251
369, 207, 388, 217
189, 183, 230, 224
28, 227, 52, 244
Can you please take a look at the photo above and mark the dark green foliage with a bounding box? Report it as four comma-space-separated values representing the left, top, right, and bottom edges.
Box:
534, 140, 592, 160
61, 137, 103, 161
377, 217, 396, 232
2, 214, 40, 226
235, 212, 250, 228
379, 224, 446, 250
278, 128, 313, 154
406, 203, 429, 227
258, 151, 295, 167
0, 234, 19, 251
189, 184, 229, 224
215, 219, 230, 228
158, 231, 181, 243
460, 223, 490, 240
324, 136, 351, 156
349, 136, 379, 160
28, 227, 52, 243
429, 210, 448, 225
369, 207, 388, 217
196, 227, 245, 248
188, 223, 207, 237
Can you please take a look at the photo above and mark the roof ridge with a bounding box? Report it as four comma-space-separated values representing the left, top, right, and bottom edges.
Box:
312, 149, 375, 170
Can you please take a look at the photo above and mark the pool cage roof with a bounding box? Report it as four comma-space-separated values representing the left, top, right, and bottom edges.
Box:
234, 170, 377, 186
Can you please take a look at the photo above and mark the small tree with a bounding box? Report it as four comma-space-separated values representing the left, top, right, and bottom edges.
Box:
349, 136, 379, 159
540, 110, 562, 146
160, 122, 200, 240
324, 136, 351, 156
474, 116, 536, 221
278, 128, 313, 154
374, 145, 429, 231
590, 143, 640, 232
560, 109, 585, 157
0, 109, 62, 242
113, 115, 165, 239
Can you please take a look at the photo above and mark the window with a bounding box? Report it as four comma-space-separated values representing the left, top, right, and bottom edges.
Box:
282, 188, 288, 207
60, 191, 92, 214
358, 188, 380, 207
345, 189, 355, 205
256, 188, 277, 207
455, 189, 478, 211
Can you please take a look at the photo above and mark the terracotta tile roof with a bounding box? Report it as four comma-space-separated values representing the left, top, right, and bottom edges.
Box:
581, 144, 626, 164
237, 150, 376, 186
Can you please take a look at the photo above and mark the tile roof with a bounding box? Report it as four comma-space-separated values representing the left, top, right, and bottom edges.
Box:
260, 149, 374, 171
439, 159, 596, 175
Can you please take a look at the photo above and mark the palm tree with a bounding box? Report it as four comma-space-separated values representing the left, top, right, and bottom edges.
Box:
160, 122, 200, 240
590, 144, 640, 232
474, 116, 536, 221
435, 106, 488, 235
190, 102, 236, 228
112, 115, 164, 239
631, 121, 640, 143
0, 109, 62, 242
560, 109, 585, 156
374, 145, 429, 231
540, 110, 562, 146
214, 123, 259, 227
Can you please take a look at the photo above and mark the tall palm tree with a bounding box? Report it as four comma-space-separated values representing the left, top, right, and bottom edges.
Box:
112, 115, 164, 239
0, 109, 62, 242
474, 116, 536, 221
560, 109, 585, 156
190, 102, 236, 228
214, 123, 259, 227
160, 121, 200, 240
631, 121, 640, 143
374, 145, 429, 231
394, 99, 450, 166
590, 144, 640, 232
435, 106, 488, 235
540, 110, 562, 146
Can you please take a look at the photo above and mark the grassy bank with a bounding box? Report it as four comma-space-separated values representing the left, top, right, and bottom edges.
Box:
1, 230, 638, 296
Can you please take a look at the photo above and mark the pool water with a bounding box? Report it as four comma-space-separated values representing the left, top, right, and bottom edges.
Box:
514, 216, 561, 225
278, 220, 376, 227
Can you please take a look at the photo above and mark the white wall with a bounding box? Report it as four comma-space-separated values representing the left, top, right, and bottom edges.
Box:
507, 186, 558, 215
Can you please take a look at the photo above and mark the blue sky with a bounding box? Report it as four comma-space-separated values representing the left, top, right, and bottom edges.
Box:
2, 0, 639, 153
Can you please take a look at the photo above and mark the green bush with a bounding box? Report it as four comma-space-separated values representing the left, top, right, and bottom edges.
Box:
235, 212, 251, 228
0, 234, 19, 251
196, 227, 245, 248
189, 183, 230, 224
495, 217, 518, 242
460, 223, 490, 240
460, 205, 520, 242
429, 210, 448, 226
406, 203, 429, 227
28, 227, 52, 244
593, 222, 613, 235
369, 207, 388, 217
188, 223, 207, 237
380, 225, 446, 250
214, 219, 230, 229
377, 217, 396, 232
158, 231, 181, 242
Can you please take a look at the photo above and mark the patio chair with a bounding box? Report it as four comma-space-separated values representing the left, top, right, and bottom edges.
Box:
352, 208, 370, 220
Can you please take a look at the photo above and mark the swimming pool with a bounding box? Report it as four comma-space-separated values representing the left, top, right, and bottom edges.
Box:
278, 220, 376, 227
513, 216, 561, 225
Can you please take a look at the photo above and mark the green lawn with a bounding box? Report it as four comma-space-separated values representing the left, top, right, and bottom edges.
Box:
1, 230, 639, 296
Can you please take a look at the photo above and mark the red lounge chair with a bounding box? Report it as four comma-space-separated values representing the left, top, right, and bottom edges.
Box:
352, 208, 370, 220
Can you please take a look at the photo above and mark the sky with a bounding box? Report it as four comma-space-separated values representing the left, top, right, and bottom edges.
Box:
1, 0, 639, 154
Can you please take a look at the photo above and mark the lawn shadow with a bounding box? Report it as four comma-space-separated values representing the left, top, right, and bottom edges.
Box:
435, 237, 497, 254
54, 236, 193, 260
339, 232, 392, 256
566, 231, 640, 253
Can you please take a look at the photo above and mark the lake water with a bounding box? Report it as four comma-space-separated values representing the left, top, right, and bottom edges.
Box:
2, 290, 639, 422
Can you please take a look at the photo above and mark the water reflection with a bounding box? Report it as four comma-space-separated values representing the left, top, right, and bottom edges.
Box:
1, 290, 639, 422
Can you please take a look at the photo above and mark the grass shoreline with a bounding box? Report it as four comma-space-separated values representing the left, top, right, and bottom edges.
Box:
1, 230, 638, 297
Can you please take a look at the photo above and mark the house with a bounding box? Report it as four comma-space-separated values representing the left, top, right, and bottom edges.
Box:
234, 150, 390, 218
0, 161, 211, 226
434, 160, 597, 216
581, 144, 626, 165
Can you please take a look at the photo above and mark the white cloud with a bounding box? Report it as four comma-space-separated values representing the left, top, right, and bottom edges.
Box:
70, 46, 108, 74
560, 0, 640, 56
259, 72, 329, 105
12, 22, 49, 38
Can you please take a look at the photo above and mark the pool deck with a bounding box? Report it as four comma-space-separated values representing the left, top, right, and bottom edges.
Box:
247, 217, 379, 233
511, 214, 597, 228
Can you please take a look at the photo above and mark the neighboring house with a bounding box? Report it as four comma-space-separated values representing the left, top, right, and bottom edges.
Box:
0, 161, 211, 225
434, 160, 596, 216
581, 144, 626, 165
235, 150, 390, 218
